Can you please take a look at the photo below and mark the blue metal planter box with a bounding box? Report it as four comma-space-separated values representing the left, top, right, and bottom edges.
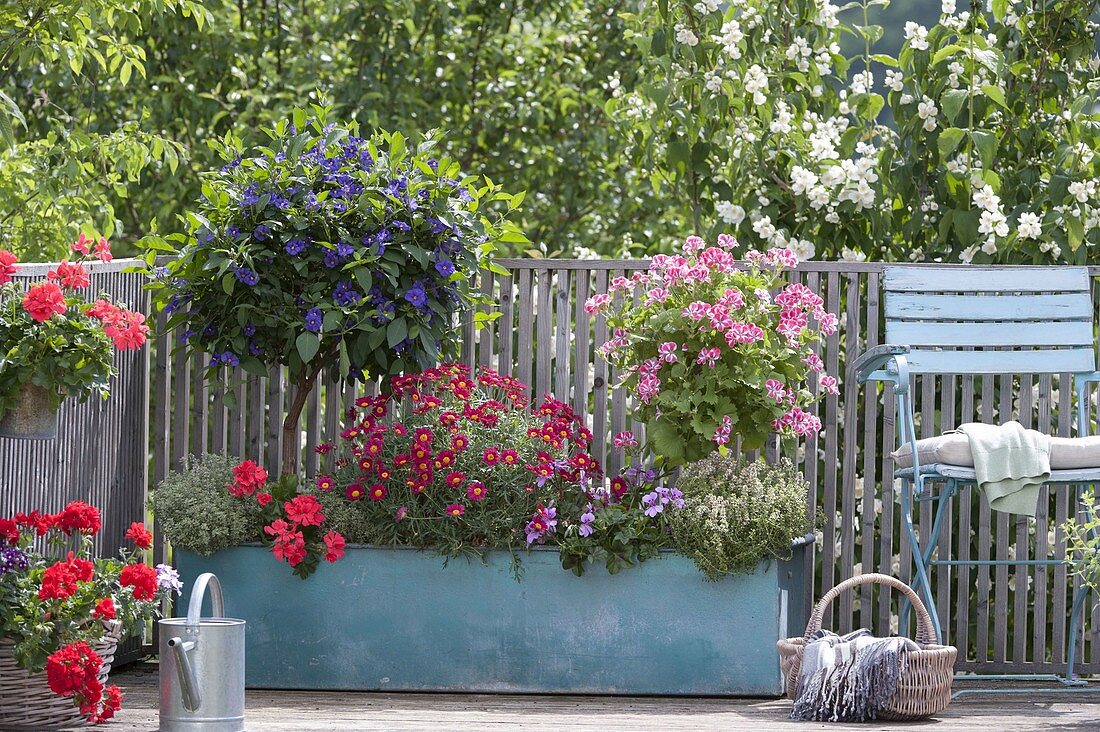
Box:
175, 540, 810, 696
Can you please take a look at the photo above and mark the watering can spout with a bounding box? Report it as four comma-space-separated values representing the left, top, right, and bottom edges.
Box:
167, 637, 201, 712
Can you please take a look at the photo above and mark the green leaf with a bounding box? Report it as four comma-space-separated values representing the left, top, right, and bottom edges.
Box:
991, 0, 1008, 21
386, 317, 407, 347
296, 332, 320, 364
981, 84, 1008, 110
939, 89, 969, 125
970, 129, 998, 168
937, 127, 967, 159
221, 273, 235, 295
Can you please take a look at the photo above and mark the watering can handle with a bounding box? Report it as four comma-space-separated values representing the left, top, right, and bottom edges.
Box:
186, 572, 224, 627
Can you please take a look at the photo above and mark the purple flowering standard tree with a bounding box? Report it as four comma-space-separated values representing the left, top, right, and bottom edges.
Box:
143, 106, 525, 475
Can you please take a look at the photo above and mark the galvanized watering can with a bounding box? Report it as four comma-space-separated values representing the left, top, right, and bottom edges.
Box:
159, 573, 245, 732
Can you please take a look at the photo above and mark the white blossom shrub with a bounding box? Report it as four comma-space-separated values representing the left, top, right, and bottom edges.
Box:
612, 0, 1100, 263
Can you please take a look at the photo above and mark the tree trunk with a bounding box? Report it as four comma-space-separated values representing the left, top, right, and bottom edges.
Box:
280, 368, 320, 478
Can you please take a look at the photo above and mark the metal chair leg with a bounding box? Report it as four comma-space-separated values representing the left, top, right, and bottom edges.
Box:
899, 474, 943, 642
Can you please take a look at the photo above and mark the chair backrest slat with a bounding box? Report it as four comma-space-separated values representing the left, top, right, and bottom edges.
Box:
883, 266, 1095, 376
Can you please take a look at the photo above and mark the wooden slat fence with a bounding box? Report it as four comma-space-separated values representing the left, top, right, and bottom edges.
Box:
6, 258, 1100, 676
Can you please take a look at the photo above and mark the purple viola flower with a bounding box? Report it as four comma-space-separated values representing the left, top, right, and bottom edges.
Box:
336, 240, 355, 258
434, 258, 456, 277
211, 351, 240, 368
641, 492, 664, 518
240, 184, 260, 206
253, 224, 272, 241
525, 504, 558, 546
285, 237, 310, 256
427, 158, 439, 171
305, 193, 321, 211
271, 194, 291, 210
579, 504, 596, 538
248, 339, 264, 356
242, 323, 256, 337
304, 308, 324, 333
392, 220, 410, 232
156, 564, 184, 595
234, 266, 259, 286
403, 281, 428, 308
227, 225, 241, 239
0, 547, 29, 574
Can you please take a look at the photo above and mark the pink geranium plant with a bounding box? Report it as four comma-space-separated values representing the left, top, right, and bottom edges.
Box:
0, 235, 148, 420
587, 234, 838, 465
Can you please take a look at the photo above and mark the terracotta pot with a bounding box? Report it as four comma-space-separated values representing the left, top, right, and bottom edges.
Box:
0, 384, 60, 440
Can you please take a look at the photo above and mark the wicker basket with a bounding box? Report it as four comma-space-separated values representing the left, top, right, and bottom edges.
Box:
776, 573, 957, 721
0, 622, 122, 731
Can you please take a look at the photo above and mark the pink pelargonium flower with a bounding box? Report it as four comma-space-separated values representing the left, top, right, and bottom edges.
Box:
713, 415, 733, 446
765, 379, 787, 402
94, 237, 113, 263
766, 247, 799, 270
609, 276, 634, 292
718, 288, 744, 310
817, 311, 839, 336
698, 247, 735, 272
725, 322, 765, 345
613, 430, 639, 449
754, 288, 771, 306
681, 301, 710, 321
820, 374, 839, 395
716, 233, 737, 250
777, 407, 822, 437
708, 304, 734, 332
696, 347, 721, 368
22, 282, 67, 322
657, 342, 679, 363
584, 293, 612, 314
645, 287, 670, 304
636, 374, 661, 404
639, 357, 662, 376
685, 265, 712, 283
682, 235, 707, 256
803, 352, 824, 373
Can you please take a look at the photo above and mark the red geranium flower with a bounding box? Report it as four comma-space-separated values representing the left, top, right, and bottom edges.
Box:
445, 503, 465, 517
56, 501, 101, 536
46, 642, 101, 696
0, 249, 18, 285
94, 237, 113, 263
14, 510, 54, 536
256, 492, 273, 507
22, 282, 67, 322
0, 517, 18, 545
39, 555, 94, 601
284, 495, 325, 526
230, 460, 268, 496
120, 563, 159, 601
47, 260, 90, 289
323, 531, 346, 563
125, 521, 153, 549
93, 597, 116, 621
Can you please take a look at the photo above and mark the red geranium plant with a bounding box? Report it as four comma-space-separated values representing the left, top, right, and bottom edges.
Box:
0, 234, 149, 422
224, 459, 346, 578
0, 502, 179, 724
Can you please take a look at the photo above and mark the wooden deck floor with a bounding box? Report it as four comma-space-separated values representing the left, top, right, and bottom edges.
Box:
108, 664, 1100, 731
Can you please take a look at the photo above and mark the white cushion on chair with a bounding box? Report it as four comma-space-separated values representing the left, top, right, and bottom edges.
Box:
891, 432, 1100, 469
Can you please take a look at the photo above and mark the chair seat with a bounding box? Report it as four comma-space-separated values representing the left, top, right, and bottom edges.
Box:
894, 463, 1100, 484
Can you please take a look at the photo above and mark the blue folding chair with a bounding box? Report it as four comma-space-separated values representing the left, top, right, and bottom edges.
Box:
849, 266, 1100, 685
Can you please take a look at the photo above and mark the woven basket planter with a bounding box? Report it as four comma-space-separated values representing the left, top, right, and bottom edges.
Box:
0, 623, 122, 731
777, 573, 957, 721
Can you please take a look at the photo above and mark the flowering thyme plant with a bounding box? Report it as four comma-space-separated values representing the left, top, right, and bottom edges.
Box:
144, 105, 525, 475
0, 502, 178, 724
0, 236, 148, 420
588, 236, 836, 465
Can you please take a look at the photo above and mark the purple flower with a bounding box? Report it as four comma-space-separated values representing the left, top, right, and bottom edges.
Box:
240, 184, 260, 206
234, 266, 259, 286
392, 220, 410, 232
641, 492, 663, 517
227, 226, 241, 239
155, 564, 184, 595
525, 504, 558, 546
285, 237, 310, 256
305, 193, 321, 211
336, 240, 354, 258
434, 258, 456, 277
304, 307, 324, 333
271, 194, 291, 210
579, 505, 596, 538
211, 351, 240, 368
196, 229, 214, 245
242, 323, 256, 337
403, 281, 428, 308
333, 279, 361, 307
253, 224, 272, 241
248, 339, 264, 356
0, 547, 29, 574
178, 327, 196, 344
323, 250, 344, 269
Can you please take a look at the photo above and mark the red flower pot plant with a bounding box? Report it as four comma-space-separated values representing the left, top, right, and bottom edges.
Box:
0, 502, 179, 724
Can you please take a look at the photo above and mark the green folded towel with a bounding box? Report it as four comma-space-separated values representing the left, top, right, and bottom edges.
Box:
956, 422, 1051, 516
